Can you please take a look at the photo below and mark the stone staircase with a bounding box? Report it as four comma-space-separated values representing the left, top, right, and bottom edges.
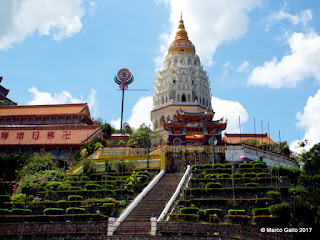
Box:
115, 172, 183, 235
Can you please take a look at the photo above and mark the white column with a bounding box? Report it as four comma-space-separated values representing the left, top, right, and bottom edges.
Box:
150, 217, 157, 236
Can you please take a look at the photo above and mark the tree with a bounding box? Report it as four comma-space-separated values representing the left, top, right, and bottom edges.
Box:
126, 124, 150, 148
101, 123, 114, 139
299, 142, 320, 175
123, 122, 133, 134
0, 154, 28, 181
92, 117, 104, 126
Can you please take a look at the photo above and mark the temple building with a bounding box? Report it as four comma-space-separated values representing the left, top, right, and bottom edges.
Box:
164, 108, 226, 146
0, 77, 17, 105
0, 103, 103, 162
151, 16, 213, 135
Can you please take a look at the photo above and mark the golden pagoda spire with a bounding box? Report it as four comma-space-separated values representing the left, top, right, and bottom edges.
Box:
175, 13, 189, 40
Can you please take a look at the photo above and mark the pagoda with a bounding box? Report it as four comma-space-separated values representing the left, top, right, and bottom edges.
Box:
151, 16, 212, 136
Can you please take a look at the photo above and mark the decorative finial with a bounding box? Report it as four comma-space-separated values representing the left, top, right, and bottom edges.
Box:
181, 12, 183, 20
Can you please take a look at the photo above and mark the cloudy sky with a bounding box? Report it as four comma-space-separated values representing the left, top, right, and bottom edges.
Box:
1, 0, 320, 152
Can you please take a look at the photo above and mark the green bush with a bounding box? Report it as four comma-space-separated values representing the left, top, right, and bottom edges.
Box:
84, 183, 102, 190
204, 209, 222, 217
239, 163, 252, 169
252, 208, 270, 216
223, 164, 232, 168
11, 208, 32, 215
253, 163, 267, 168
66, 207, 85, 214
68, 186, 82, 191
228, 209, 246, 215
266, 190, 280, 198
180, 207, 199, 215
46, 181, 69, 191
226, 215, 250, 224
217, 173, 230, 178
204, 174, 217, 179
245, 182, 260, 187
252, 215, 273, 225
213, 164, 224, 169
169, 213, 198, 222
256, 172, 269, 177
44, 208, 64, 215
233, 173, 243, 178
269, 202, 291, 219
68, 195, 83, 201
102, 203, 116, 216
0, 195, 11, 204
0, 209, 10, 215
242, 172, 256, 178
205, 182, 222, 188
80, 176, 90, 181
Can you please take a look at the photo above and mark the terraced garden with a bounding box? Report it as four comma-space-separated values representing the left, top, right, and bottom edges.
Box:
169, 161, 294, 226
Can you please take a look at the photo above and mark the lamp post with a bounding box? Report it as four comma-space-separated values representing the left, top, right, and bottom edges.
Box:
20, 187, 38, 239
147, 125, 151, 169
212, 130, 216, 165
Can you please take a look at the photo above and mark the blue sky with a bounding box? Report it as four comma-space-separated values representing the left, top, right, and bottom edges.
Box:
1, 0, 320, 152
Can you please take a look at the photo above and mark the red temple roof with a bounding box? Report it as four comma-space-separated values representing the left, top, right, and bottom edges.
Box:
223, 133, 276, 145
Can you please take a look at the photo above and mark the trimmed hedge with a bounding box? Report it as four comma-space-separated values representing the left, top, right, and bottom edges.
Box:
252, 215, 273, 225
10, 208, 32, 215
266, 190, 280, 198
217, 173, 231, 178
44, 208, 64, 215
242, 172, 256, 178
253, 163, 267, 168
180, 207, 199, 215
204, 209, 222, 217
239, 163, 252, 169
226, 215, 250, 224
228, 209, 246, 215
102, 203, 116, 215
169, 213, 198, 222
68, 195, 83, 201
84, 184, 102, 190
252, 208, 270, 216
204, 174, 217, 179
256, 172, 269, 177
205, 182, 222, 188
66, 207, 85, 214
0, 209, 11, 215
245, 182, 260, 187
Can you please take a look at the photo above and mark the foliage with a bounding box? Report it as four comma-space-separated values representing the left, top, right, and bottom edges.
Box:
169, 213, 198, 222
102, 203, 116, 216
68, 195, 83, 201
217, 173, 231, 178
44, 208, 64, 215
239, 163, 252, 169
205, 182, 222, 188
228, 209, 246, 215
82, 159, 97, 176
117, 140, 126, 147
226, 215, 250, 224
126, 171, 142, 192
204, 174, 217, 179
66, 207, 85, 214
84, 184, 102, 190
180, 207, 199, 215
269, 202, 291, 226
0, 154, 28, 181
242, 172, 256, 178
252, 215, 273, 225
240, 139, 291, 156
245, 182, 260, 187
299, 142, 320, 175
46, 181, 70, 191
0, 100, 16, 105
74, 138, 104, 161
17, 152, 57, 180
126, 124, 151, 148
11, 208, 32, 215
209, 214, 220, 223
204, 209, 222, 217
266, 190, 280, 198
252, 208, 270, 216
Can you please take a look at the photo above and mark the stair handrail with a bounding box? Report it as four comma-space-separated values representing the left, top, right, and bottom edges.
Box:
108, 170, 165, 235
157, 165, 191, 222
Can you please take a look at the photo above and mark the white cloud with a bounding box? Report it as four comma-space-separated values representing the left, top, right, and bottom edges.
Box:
211, 96, 249, 133
27, 87, 98, 116
110, 96, 153, 130
236, 61, 251, 72
248, 31, 320, 88
155, 0, 260, 68
290, 89, 320, 153
266, 9, 312, 30
0, 0, 85, 50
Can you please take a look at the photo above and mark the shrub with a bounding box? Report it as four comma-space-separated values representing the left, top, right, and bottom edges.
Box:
205, 182, 222, 188
253, 163, 267, 168
204, 209, 222, 217
66, 207, 85, 214
233, 173, 243, 178
44, 208, 64, 215
252, 215, 273, 225
242, 172, 256, 178
213, 164, 224, 169
169, 214, 198, 222
204, 174, 217, 180
102, 203, 116, 216
250, 160, 265, 165
228, 209, 246, 215
0, 208, 10, 215
46, 181, 69, 191
0, 195, 11, 204
84, 184, 102, 190
266, 190, 280, 198
180, 207, 199, 215
239, 163, 252, 169
68, 186, 82, 191
269, 203, 291, 227
245, 182, 260, 187
80, 176, 90, 181
252, 208, 270, 216
68, 195, 83, 201
201, 164, 213, 169
226, 215, 250, 224
217, 173, 230, 178
223, 164, 232, 168
11, 208, 32, 215
256, 172, 269, 177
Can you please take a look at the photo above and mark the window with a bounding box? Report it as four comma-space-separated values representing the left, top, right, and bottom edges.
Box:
173, 138, 182, 146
